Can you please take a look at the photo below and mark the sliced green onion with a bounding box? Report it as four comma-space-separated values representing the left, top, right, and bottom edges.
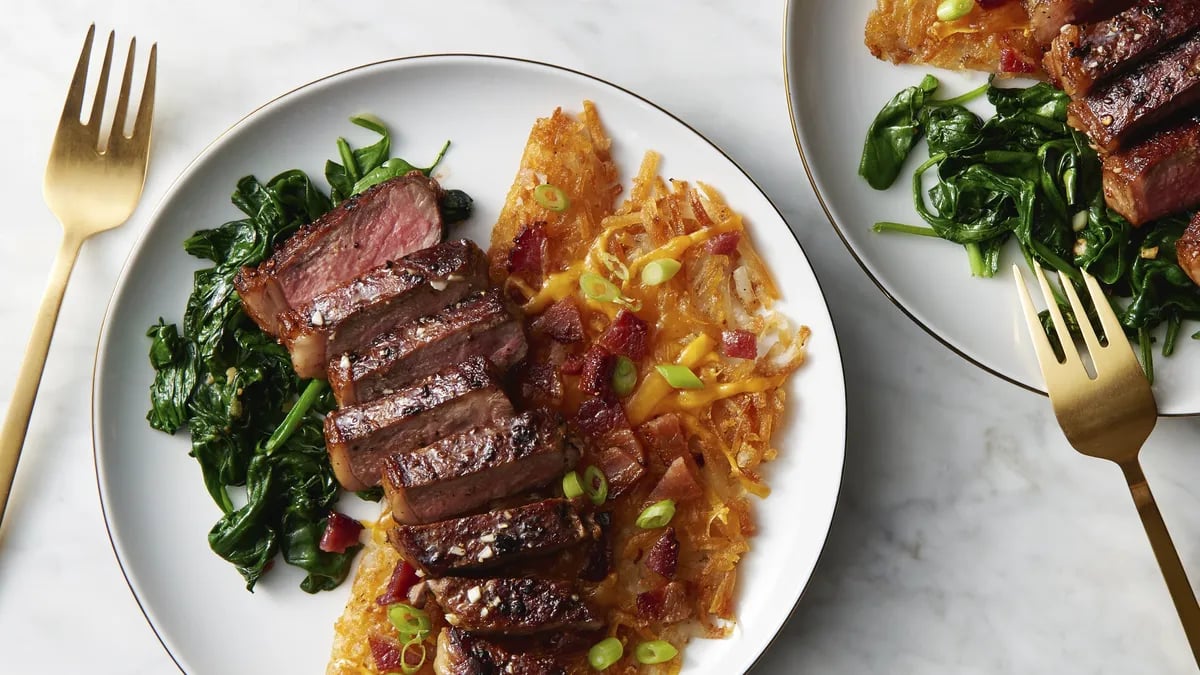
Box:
562, 470, 585, 499
580, 273, 621, 303
612, 356, 637, 397
635, 640, 679, 665
583, 465, 608, 506
588, 637, 624, 670
641, 258, 682, 286
936, 0, 973, 21
635, 499, 676, 529
533, 184, 570, 212
400, 637, 428, 674
655, 364, 704, 390
387, 603, 431, 641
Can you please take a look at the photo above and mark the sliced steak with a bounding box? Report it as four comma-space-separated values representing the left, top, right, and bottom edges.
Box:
389, 499, 597, 577
1175, 212, 1200, 286
1068, 31, 1200, 152
329, 288, 527, 406
426, 577, 602, 635
1023, 0, 1136, 45
277, 239, 489, 379
324, 357, 513, 491
1103, 116, 1200, 225
234, 174, 443, 336
434, 628, 569, 675
1046, 0, 1200, 97
382, 410, 581, 525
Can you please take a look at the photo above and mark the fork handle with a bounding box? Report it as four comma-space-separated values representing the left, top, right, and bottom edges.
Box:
0, 234, 84, 530
1121, 461, 1200, 667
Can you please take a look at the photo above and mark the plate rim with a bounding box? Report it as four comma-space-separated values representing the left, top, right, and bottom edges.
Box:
91, 51, 849, 673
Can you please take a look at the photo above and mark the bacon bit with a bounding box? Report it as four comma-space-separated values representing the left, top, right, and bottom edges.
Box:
531, 297, 585, 343
720, 329, 757, 360
579, 345, 617, 397
637, 587, 666, 619
705, 231, 741, 256
596, 445, 646, 498
636, 582, 692, 622
1000, 48, 1037, 74
645, 527, 680, 579
647, 457, 704, 504
560, 353, 585, 375
575, 396, 629, 437
637, 413, 688, 466
368, 634, 406, 671
506, 223, 547, 275
376, 560, 420, 606
517, 360, 564, 406
579, 512, 613, 582
318, 512, 363, 553
598, 310, 649, 360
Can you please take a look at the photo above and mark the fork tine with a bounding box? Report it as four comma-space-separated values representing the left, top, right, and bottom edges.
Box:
86, 30, 116, 136
60, 24, 96, 124
1058, 270, 1104, 359
110, 37, 136, 141
1013, 265, 1068, 378
132, 43, 157, 140
1081, 271, 1127, 348
1033, 265, 1085, 368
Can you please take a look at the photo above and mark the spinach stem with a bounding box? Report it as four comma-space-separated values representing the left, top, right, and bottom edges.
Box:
1139, 328, 1154, 384
873, 222, 940, 237
930, 81, 990, 107
264, 379, 328, 454
966, 243, 986, 277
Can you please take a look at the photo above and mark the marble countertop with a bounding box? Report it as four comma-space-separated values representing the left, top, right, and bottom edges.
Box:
2, 1, 1197, 672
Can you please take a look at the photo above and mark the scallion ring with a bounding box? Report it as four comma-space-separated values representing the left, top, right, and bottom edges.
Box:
562, 470, 585, 499
641, 258, 682, 286
583, 465, 608, 505
387, 603, 431, 641
936, 0, 974, 22
635, 499, 676, 529
588, 637, 624, 670
580, 273, 621, 303
400, 637, 428, 674
635, 640, 679, 665
533, 183, 570, 212
655, 364, 705, 390
612, 356, 637, 397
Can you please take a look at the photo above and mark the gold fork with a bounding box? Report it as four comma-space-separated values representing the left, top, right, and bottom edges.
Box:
1014, 264, 1200, 666
0, 25, 155, 527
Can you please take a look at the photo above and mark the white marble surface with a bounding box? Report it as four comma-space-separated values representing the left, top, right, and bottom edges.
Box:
1, 1, 1197, 673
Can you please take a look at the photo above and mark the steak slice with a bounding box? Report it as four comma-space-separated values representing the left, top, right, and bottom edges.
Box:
234, 174, 443, 337
324, 357, 513, 491
1068, 31, 1200, 152
389, 499, 597, 577
1046, 0, 1200, 97
382, 410, 581, 525
426, 578, 602, 635
1103, 116, 1200, 225
433, 629, 569, 675
1175, 212, 1200, 287
1023, 0, 1136, 45
278, 239, 489, 379
329, 288, 527, 406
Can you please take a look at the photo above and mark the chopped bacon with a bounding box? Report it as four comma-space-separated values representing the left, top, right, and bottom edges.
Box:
721, 329, 757, 360
517, 360, 564, 406
598, 310, 649, 360
368, 634, 406, 671
1000, 48, 1037, 74
596, 445, 646, 498
560, 353, 584, 375
318, 512, 363, 553
579, 346, 617, 397
705, 231, 741, 256
506, 223, 547, 275
637, 582, 692, 622
531, 297, 585, 343
580, 512, 613, 582
637, 414, 688, 466
575, 396, 629, 437
647, 457, 703, 504
376, 560, 420, 606
645, 527, 680, 579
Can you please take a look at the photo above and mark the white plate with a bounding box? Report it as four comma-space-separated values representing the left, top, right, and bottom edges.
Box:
93, 55, 847, 674
785, 0, 1200, 415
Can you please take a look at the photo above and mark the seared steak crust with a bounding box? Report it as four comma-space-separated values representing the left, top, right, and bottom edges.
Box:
389, 499, 596, 577
1024, 0, 1136, 45
329, 288, 527, 406
234, 175, 443, 336
1103, 116, 1200, 225
324, 357, 513, 491
433, 629, 569, 675
426, 578, 602, 635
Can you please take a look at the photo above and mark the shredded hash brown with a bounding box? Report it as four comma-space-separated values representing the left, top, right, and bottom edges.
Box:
328, 102, 809, 674
866, 0, 1043, 76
